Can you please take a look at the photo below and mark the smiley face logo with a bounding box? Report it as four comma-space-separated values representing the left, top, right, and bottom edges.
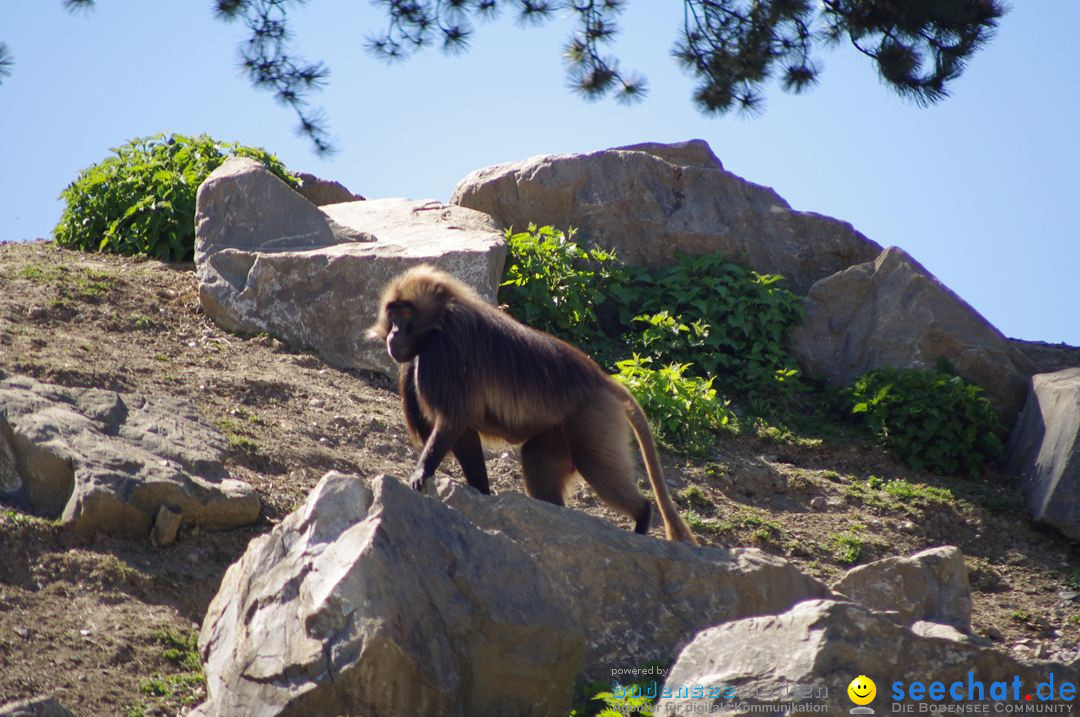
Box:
847, 675, 876, 705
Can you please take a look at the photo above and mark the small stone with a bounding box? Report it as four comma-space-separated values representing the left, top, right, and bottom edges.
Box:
151, 505, 182, 548
809, 496, 827, 511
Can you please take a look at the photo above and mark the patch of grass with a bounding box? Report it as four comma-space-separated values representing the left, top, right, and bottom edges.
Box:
1060, 570, 1080, 592
703, 463, 727, 480
713, 511, 783, 545
227, 434, 257, 452
682, 510, 716, 536
97, 555, 149, 585
1010, 609, 1032, 624
829, 530, 864, 565
134, 628, 205, 711
680, 485, 711, 510
881, 478, 954, 505
14, 264, 115, 299
0, 510, 62, 532
1069, 615, 1080, 627
845, 476, 954, 514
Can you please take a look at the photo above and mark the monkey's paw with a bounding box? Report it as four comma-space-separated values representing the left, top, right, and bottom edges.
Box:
408, 471, 429, 491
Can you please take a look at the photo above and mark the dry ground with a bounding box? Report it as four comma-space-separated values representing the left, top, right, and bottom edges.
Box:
1, 240, 1079, 715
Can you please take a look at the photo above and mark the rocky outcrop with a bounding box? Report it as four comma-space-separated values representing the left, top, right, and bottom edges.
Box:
657, 600, 1077, 714
437, 478, 829, 671
832, 545, 971, 631
294, 171, 364, 205
1008, 368, 1080, 540
195, 472, 829, 717
451, 139, 881, 294
789, 246, 1033, 427
195, 157, 505, 378
0, 376, 258, 536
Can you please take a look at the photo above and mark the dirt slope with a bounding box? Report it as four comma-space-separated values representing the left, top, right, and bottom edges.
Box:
1, 240, 1079, 715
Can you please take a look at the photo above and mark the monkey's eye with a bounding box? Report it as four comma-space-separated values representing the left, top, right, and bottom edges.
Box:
387, 301, 414, 324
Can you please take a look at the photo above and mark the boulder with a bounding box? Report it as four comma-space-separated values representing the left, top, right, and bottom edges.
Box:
656, 600, 1077, 714
196, 472, 584, 717
1007, 368, 1080, 540
294, 171, 365, 206
0, 697, 76, 717
437, 478, 830, 672
196, 472, 830, 716
195, 158, 506, 378
831, 545, 971, 631
450, 139, 881, 293
0, 376, 259, 536
789, 246, 1033, 427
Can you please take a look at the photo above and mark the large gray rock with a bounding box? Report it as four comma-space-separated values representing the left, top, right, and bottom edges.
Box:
0, 697, 76, 717
196, 472, 830, 716
437, 478, 830, 672
195, 157, 506, 377
789, 246, 1033, 427
1007, 368, 1080, 540
0, 376, 258, 536
832, 546, 972, 631
196, 473, 584, 717
657, 600, 1077, 714
450, 139, 881, 293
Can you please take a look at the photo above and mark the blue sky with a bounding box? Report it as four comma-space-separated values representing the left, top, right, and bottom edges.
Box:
2, 2, 1076, 345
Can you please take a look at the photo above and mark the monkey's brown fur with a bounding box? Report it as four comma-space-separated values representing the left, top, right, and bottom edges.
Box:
368, 264, 698, 544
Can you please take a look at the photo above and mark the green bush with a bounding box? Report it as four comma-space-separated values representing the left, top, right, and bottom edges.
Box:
612, 356, 734, 456
843, 367, 1003, 476
54, 132, 296, 261
500, 224, 627, 360
623, 253, 804, 396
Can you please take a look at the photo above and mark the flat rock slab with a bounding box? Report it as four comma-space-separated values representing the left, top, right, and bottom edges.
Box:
789, 246, 1033, 427
0, 376, 259, 536
195, 158, 506, 378
1008, 368, 1080, 540
451, 139, 881, 294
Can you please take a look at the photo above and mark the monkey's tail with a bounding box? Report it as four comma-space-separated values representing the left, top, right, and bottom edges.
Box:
613, 383, 700, 546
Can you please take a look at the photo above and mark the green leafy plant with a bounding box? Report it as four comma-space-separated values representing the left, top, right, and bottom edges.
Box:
569, 666, 665, 717
829, 530, 864, 565
844, 367, 1003, 477
612, 355, 734, 456
620, 253, 804, 397
54, 132, 297, 262
500, 224, 628, 360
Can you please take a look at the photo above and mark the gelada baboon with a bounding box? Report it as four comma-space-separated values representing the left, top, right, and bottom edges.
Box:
367, 264, 698, 545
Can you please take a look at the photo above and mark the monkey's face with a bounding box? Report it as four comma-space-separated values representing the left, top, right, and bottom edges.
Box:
384, 300, 422, 363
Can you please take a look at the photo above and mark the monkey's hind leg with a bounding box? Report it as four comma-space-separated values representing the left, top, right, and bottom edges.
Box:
565, 393, 652, 534
520, 426, 576, 507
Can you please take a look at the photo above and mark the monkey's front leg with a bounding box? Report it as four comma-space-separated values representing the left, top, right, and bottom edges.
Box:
409, 417, 463, 491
